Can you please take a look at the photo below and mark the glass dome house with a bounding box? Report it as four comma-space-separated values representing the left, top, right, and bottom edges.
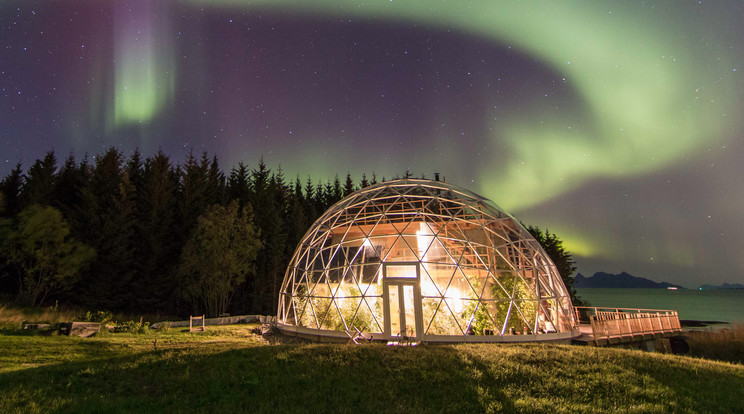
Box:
277, 179, 579, 343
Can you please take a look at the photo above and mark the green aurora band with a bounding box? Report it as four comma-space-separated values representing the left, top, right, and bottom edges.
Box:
111, 2, 175, 130
95, 1, 741, 262
178, 0, 740, 212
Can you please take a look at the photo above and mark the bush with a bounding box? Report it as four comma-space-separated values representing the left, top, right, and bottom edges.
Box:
115, 319, 150, 334
155, 321, 171, 332
81, 310, 113, 324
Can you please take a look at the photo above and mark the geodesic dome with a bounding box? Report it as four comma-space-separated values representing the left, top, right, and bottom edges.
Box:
277, 179, 579, 342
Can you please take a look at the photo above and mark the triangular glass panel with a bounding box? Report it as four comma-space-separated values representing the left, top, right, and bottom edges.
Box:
422, 297, 460, 335
352, 295, 384, 334
317, 298, 341, 331
383, 235, 419, 262
422, 263, 457, 296
458, 298, 479, 334
478, 300, 504, 336
492, 271, 516, 301
511, 299, 538, 334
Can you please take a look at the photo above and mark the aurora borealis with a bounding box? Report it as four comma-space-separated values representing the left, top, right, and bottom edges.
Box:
2, 1, 743, 286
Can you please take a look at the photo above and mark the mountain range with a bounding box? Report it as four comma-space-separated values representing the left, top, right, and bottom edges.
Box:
574, 272, 685, 289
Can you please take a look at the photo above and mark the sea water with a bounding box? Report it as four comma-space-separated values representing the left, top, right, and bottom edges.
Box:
575, 288, 744, 324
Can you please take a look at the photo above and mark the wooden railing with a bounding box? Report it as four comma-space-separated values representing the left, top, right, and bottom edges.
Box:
575, 307, 682, 344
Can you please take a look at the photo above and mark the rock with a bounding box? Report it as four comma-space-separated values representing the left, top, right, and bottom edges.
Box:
22, 322, 52, 331
259, 315, 276, 324
59, 322, 101, 337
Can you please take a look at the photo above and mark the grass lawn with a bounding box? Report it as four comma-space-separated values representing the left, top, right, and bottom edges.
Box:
1, 325, 743, 413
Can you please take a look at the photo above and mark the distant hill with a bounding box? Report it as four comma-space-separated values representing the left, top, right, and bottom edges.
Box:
698, 283, 744, 290
574, 271, 685, 289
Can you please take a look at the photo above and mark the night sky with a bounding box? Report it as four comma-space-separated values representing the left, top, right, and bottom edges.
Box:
2, 1, 743, 287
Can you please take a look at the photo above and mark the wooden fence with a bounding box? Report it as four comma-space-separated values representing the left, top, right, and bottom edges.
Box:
575, 307, 682, 345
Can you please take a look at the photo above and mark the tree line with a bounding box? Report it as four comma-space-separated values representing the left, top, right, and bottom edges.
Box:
0, 148, 581, 317
0, 149, 393, 317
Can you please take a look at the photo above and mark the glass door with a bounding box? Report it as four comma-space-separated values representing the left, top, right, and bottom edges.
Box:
383, 263, 423, 340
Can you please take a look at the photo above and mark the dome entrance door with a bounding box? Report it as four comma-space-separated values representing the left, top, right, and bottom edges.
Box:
383, 263, 423, 341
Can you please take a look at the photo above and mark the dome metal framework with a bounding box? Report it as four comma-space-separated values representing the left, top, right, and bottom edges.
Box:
277, 179, 579, 342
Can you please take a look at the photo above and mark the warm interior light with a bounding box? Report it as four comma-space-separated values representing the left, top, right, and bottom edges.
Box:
403, 286, 415, 309
335, 284, 347, 304
360, 283, 378, 296
416, 222, 434, 259
421, 277, 439, 297
386, 265, 417, 278
445, 286, 464, 313
362, 237, 373, 249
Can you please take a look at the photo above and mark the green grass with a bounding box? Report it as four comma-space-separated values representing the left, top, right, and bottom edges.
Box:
1, 326, 743, 413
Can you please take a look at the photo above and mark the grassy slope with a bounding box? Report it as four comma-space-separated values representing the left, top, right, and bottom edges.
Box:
0, 327, 743, 414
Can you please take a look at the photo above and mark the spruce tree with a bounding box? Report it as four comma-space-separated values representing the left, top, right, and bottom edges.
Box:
76, 148, 138, 310
0, 163, 24, 217
21, 151, 57, 207
526, 225, 586, 307
360, 173, 369, 188
133, 151, 179, 313
343, 173, 355, 196
52, 155, 88, 221
227, 162, 250, 207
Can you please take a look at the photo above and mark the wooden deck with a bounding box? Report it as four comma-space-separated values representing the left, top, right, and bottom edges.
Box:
572, 307, 682, 347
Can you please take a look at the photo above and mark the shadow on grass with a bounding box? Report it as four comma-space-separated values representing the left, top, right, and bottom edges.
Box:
1, 344, 743, 413
0, 344, 514, 413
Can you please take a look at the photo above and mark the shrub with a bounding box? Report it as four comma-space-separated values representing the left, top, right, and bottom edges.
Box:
156, 321, 171, 332
81, 310, 114, 324
116, 319, 150, 334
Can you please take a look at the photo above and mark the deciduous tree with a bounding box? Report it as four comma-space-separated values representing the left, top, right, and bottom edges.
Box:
2, 205, 95, 306
178, 201, 262, 317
